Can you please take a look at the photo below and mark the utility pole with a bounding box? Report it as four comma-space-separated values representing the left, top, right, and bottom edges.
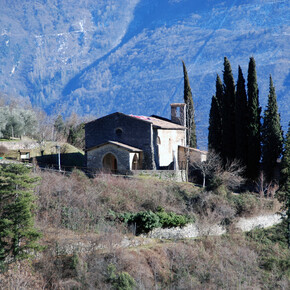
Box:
56, 145, 61, 171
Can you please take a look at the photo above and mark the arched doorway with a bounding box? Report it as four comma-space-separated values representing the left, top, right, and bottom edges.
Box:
132, 153, 139, 170
103, 153, 117, 172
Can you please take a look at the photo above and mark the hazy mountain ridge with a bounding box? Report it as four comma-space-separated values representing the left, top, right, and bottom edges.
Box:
0, 0, 289, 149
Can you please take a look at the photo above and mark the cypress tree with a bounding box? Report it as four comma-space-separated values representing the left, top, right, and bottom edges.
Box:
215, 74, 224, 111
261, 75, 283, 181
246, 57, 261, 180
280, 123, 290, 248
222, 57, 236, 162
235, 66, 248, 165
208, 75, 223, 154
182, 61, 197, 148
0, 164, 41, 271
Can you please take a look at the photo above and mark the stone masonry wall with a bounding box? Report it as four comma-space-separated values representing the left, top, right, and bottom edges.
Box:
131, 170, 187, 182
146, 213, 282, 239
85, 113, 155, 169
87, 145, 130, 171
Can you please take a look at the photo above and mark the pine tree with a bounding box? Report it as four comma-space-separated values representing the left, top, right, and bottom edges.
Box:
67, 123, 85, 150
182, 61, 197, 148
246, 57, 261, 180
0, 164, 41, 271
280, 123, 290, 248
208, 75, 223, 154
235, 66, 248, 166
54, 115, 66, 134
261, 75, 283, 181
222, 57, 236, 162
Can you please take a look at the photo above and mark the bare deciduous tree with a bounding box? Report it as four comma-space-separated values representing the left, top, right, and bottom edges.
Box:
189, 150, 220, 187
190, 150, 244, 190
255, 171, 279, 198
217, 159, 245, 191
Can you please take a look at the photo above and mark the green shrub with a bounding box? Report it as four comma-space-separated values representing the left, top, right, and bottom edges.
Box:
246, 222, 288, 248
246, 223, 290, 279
207, 175, 223, 191
107, 264, 136, 290
116, 209, 193, 235
228, 194, 259, 216
116, 212, 134, 224
156, 208, 193, 228
128, 211, 161, 235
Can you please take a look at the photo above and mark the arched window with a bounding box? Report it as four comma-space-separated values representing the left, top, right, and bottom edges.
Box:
157, 136, 161, 145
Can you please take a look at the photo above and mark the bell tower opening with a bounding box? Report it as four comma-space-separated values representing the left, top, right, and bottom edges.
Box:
170, 103, 186, 126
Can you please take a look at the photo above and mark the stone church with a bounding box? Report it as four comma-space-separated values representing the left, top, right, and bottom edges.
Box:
85, 103, 189, 173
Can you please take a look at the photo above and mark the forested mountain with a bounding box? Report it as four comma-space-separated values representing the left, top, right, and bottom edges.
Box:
0, 0, 289, 148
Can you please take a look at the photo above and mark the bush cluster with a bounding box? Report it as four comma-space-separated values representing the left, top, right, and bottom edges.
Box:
107, 264, 136, 290
116, 208, 193, 235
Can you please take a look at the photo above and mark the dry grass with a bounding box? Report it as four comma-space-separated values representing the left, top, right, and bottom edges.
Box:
28, 233, 288, 289
34, 170, 191, 232
8, 169, 285, 289
33, 169, 281, 237
0, 261, 45, 289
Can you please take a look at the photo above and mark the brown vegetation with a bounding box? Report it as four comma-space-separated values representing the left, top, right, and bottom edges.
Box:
0, 169, 287, 289
0, 145, 8, 156
2, 232, 288, 289
34, 170, 190, 232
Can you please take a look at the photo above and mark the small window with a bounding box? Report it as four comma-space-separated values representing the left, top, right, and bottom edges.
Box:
157, 136, 161, 145
115, 128, 123, 137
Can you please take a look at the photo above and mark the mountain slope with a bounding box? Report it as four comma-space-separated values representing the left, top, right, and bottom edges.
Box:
0, 0, 289, 148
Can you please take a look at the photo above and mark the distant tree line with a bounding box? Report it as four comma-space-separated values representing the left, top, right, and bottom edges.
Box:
208, 57, 284, 182
0, 93, 88, 150
53, 113, 85, 150
0, 107, 37, 139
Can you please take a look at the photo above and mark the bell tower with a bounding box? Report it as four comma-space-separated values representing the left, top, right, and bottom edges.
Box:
170, 103, 186, 126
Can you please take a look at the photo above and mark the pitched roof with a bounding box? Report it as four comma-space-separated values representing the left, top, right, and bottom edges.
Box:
85, 112, 186, 130
129, 115, 186, 129
86, 141, 142, 152
178, 145, 208, 155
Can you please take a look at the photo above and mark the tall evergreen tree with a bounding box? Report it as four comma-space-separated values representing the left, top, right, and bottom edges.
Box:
261, 75, 283, 181
215, 74, 224, 112
54, 115, 66, 135
280, 123, 290, 248
246, 57, 261, 180
222, 57, 236, 162
0, 164, 41, 271
182, 61, 197, 148
208, 75, 223, 154
235, 66, 248, 165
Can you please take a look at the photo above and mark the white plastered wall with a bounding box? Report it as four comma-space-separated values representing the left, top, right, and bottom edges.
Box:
157, 129, 186, 167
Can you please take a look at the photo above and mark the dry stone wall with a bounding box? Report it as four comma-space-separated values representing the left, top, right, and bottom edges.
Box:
146, 213, 282, 239
0, 140, 40, 150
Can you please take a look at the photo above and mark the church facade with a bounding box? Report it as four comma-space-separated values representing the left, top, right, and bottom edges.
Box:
85, 103, 187, 173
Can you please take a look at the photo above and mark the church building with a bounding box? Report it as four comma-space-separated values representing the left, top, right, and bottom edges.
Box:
85, 103, 187, 173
